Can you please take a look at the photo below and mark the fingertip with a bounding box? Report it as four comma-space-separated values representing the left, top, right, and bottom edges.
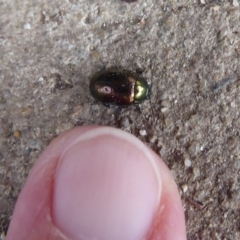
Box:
7, 126, 186, 240
53, 127, 162, 240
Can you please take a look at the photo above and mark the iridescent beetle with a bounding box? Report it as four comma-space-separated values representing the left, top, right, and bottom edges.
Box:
89, 67, 150, 107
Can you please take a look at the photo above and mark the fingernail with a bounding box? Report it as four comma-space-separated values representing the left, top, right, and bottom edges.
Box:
53, 127, 162, 240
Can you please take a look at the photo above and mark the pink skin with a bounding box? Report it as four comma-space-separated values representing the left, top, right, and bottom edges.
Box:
6, 126, 186, 240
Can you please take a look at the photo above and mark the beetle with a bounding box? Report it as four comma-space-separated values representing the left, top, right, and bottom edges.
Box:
89, 67, 150, 107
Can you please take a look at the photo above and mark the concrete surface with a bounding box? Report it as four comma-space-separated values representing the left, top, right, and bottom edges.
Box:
0, 0, 240, 239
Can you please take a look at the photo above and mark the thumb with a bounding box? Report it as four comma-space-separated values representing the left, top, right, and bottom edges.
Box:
7, 126, 186, 240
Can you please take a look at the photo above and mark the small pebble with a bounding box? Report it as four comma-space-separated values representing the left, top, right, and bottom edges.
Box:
210, 5, 220, 11
182, 184, 188, 193
121, 118, 130, 129
150, 135, 157, 144
161, 107, 169, 113
193, 167, 200, 178
91, 50, 100, 59
55, 123, 73, 135
188, 141, 201, 155
159, 147, 166, 158
139, 129, 147, 136
13, 130, 21, 138
184, 158, 192, 167
23, 22, 31, 30
38, 77, 44, 82
233, 0, 239, 7
71, 105, 83, 123
21, 107, 32, 117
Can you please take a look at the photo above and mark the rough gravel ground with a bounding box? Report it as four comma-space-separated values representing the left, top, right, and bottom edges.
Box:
0, 0, 240, 239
